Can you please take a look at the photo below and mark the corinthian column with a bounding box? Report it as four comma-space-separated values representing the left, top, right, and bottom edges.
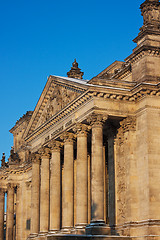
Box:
6, 183, 15, 240
39, 147, 50, 234
0, 188, 5, 240
61, 132, 74, 232
48, 140, 62, 232
74, 123, 89, 233
86, 113, 109, 235
30, 153, 40, 237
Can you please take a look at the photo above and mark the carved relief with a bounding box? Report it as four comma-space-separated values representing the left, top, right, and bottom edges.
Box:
60, 132, 75, 143
141, 0, 160, 25
48, 140, 63, 151
115, 117, 136, 223
73, 123, 90, 137
116, 117, 136, 145
8, 147, 21, 164
38, 147, 50, 158
30, 152, 40, 164
38, 84, 80, 126
87, 113, 108, 127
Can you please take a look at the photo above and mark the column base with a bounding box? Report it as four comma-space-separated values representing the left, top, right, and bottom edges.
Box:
71, 224, 87, 235
28, 233, 39, 238
48, 230, 60, 234
60, 227, 73, 234
85, 220, 111, 235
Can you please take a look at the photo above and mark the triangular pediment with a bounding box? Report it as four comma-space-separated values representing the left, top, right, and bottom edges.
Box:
24, 76, 88, 138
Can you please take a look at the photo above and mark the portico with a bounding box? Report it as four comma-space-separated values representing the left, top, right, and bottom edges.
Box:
1, 1, 160, 239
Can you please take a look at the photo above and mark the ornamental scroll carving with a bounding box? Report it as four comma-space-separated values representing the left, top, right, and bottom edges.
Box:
38, 84, 80, 126
115, 117, 136, 223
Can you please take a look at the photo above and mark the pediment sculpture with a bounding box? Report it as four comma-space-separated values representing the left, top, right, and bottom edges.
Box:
37, 84, 80, 126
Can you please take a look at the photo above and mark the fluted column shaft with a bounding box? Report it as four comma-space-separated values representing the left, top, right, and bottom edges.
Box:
39, 147, 50, 233
91, 121, 104, 221
61, 132, 74, 229
6, 184, 14, 240
49, 141, 62, 232
87, 114, 107, 223
0, 188, 5, 240
75, 124, 88, 227
16, 185, 21, 240
31, 153, 40, 236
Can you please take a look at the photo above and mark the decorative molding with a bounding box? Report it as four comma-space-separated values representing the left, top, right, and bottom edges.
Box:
48, 140, 63, 151
27, 80, 86, 136
38, 147, 50, 158
87, 113, 108, 127
60, 132, 75, 143
73, 123, 90, 137
116, 117, 136, 146
31, 152, 40, 164
0, 187, 5, 194
7, 183, 16, 190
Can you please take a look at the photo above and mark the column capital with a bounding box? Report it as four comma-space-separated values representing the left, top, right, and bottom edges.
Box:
48, 140, 63, 152
7, 183, 15, 190
0, 187, 5, 194
60, 132, 75, 143
73, 123, 90, 137
38, 146, 50, 158
120, 117, 136, 132
87, 113, 108, 127
31, 152, 40, 164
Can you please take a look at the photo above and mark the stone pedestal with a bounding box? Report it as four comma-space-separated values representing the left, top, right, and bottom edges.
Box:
0, 188, 4, 240
30, 153, 40, 237
39, 147, 50, 234
6, 183, 15, 240
49, 140, 62, 232
61, 132, 74, 231
74, 124, 88, 233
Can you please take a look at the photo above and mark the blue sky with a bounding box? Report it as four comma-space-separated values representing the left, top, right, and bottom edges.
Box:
0, 0, 143, 161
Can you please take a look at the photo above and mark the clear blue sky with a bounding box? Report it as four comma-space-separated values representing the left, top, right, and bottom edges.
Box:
0, 0, 143, 161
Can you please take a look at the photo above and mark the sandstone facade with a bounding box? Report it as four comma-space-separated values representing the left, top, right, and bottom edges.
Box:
0, 1, 160, 240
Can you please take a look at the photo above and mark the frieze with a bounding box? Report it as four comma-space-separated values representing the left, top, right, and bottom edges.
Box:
51, 126, 64, 138
65, 119, 73, 128
45, 135, 50, 142
25, 83, 160, 144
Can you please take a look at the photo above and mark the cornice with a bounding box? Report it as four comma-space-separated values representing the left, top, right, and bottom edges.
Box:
0, 162, 32, 180
125, 45, 160, 63
24, 81, 160, 144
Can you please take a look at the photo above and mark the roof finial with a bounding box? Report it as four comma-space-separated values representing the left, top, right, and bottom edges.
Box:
67, 59, 84, 79
72, 59, 78, 68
